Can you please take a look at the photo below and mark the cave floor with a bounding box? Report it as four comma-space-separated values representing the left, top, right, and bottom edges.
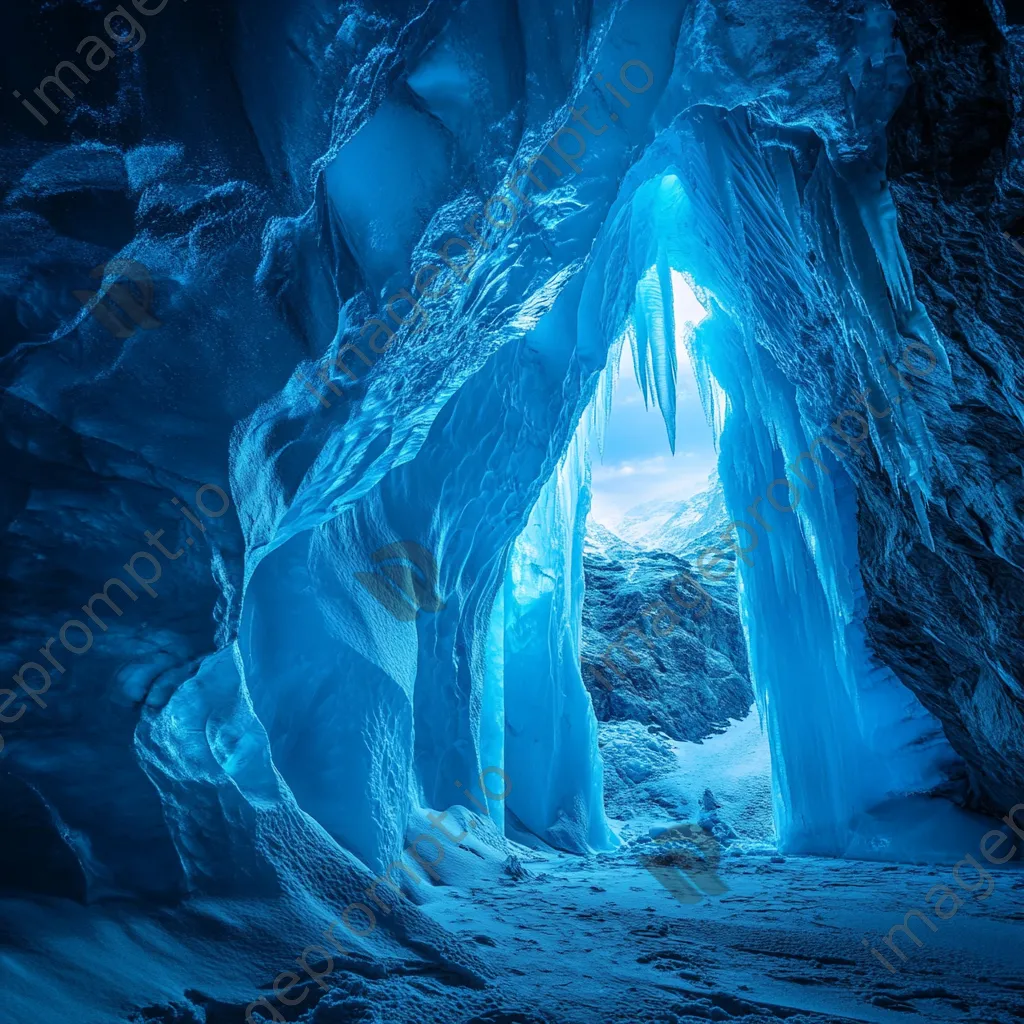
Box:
422, 848, 1024, 1024
5, 847, 1022, 1024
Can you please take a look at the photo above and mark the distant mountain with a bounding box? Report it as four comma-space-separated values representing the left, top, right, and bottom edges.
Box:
581, 518, 634, 560
612, 498, 682, 545
614, 472, 731, 564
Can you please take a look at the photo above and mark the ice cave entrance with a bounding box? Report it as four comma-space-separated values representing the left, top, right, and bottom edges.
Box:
580, 237, 968, 860
584, 267, 777, 851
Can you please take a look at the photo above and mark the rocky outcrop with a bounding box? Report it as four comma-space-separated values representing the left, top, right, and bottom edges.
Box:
581, 521, 751, 742
854, 0, 1024, 811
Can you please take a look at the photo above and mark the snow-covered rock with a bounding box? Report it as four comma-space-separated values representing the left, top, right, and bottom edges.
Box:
582, 521, 751, 742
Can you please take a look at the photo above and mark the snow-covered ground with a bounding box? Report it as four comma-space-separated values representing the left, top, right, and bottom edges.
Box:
7, 843, 1021, 1023
5, 714, 1021, 1024
600, 705, 774, 850
425, 842, 1024, 1024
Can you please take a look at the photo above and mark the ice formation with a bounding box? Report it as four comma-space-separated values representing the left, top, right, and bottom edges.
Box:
2, 0, 1024, 1019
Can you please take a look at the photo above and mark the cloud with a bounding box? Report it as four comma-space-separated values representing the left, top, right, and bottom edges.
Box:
592, 456, 671, 482
590, 453, 717, 527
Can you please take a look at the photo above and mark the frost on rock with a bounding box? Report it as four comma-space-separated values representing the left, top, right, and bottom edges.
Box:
581, 518, 751, 744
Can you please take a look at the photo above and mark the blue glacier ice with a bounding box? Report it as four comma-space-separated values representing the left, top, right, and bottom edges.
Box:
1, 0, 1024, 1020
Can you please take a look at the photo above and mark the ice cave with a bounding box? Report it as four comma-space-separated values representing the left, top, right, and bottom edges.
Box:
2, 0, 1024, 1021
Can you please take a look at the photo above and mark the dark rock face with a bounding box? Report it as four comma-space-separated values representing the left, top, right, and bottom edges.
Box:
852, 0, 1024, 811
581, 523, 752, 742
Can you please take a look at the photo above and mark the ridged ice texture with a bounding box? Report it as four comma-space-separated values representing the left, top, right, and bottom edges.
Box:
504, 425, 614, 853
627, 124, 964, 853
2, 0, 1021, 949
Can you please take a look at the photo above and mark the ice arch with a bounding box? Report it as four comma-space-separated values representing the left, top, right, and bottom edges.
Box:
227, 0, 964, 875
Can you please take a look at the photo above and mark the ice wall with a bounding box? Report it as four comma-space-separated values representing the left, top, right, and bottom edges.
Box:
504, 426, 614, 852
228, 0, 686, 880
